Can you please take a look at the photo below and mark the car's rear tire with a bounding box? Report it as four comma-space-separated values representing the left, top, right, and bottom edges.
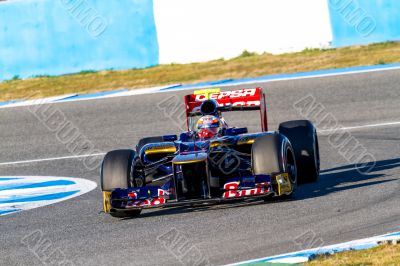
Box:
252, 133, 297, 199
101, 149, 141, 218
278, 120, 320, 184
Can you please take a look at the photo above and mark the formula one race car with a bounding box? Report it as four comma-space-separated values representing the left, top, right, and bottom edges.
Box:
101, 88, 319, 217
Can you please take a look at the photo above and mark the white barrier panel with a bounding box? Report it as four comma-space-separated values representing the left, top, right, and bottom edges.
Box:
154, 0, 332, 64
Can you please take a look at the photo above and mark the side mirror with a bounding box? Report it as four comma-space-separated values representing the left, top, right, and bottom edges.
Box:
179, 132, 191, 142
225, 127, 248, 136
163, 135, 178, 141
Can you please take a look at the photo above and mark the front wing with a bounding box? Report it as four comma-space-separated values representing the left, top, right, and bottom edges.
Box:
108, 173, 292, 213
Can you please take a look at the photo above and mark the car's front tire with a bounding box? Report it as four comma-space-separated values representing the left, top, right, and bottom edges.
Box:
252, 133, 297, 199
101, 149, 141, 218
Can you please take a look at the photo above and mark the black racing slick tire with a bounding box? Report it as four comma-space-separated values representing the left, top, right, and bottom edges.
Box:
136, 136, 164, 152
101, 149, 141, 218
278, 120, 320, 184
252, 133, 297, 199
101, 149, 136, 191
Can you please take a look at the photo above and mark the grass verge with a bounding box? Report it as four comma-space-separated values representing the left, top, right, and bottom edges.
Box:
1, 41, 400, 101
306, 243, 400, 266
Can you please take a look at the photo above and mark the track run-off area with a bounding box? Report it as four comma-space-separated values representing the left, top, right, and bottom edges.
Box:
0, 68, 399, 265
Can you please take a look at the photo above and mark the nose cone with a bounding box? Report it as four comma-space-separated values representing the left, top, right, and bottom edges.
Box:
172, 153, 208, 165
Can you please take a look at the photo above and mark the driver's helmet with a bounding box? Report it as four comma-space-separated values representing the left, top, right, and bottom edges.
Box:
196, 115, 222, 139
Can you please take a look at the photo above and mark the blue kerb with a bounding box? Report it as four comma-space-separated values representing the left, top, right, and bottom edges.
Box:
0, 209, 21, 215
1, 63, 400, 105
0, 190, 80, 204
0, 177, 23, 181
56, 89, 129, 101
0, 180, 75, 191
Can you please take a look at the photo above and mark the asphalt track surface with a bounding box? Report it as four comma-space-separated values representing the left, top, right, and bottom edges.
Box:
1, 69, 400, 265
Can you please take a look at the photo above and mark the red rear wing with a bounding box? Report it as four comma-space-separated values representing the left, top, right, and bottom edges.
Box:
184, 87, 268, 131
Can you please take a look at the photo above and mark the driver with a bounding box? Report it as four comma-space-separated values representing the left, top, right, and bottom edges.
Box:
196, 115, 227, 139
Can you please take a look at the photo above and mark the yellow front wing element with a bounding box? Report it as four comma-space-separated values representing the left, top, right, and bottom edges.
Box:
210, 140, 228, 148
275, 173, 292, 195
172, 158, 207, 165
237, 138, 256, 145
103, 191, 112, 213
144, 146, 176, 155
194, 88, 221, 100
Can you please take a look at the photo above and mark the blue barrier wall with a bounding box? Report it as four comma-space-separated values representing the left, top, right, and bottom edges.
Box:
1, 0, 399, 81
0, 0, 158, 80
328, 0, 400, 47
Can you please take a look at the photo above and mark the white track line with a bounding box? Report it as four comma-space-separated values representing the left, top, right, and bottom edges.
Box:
0, 186, 75, 197
319, 121, 400, 134
0, 121, 399, 167
0, 153, 105, 167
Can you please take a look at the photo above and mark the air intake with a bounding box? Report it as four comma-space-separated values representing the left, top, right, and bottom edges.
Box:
200, 100, 218, 115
